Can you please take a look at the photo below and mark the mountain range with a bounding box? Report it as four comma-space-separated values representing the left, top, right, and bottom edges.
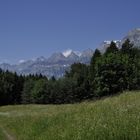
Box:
0, 28, 140, 78
0, 49, 94, 78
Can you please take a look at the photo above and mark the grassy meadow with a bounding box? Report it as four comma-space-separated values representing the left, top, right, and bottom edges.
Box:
0, 91, 140, 140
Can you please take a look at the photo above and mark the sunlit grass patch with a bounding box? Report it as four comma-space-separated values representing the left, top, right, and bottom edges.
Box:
0, 91, 140, 140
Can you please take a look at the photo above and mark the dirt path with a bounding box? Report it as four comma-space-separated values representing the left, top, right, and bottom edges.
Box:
0, 126, 16, 140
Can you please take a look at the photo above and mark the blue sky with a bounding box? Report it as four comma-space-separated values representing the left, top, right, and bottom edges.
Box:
0, 0, 140, 64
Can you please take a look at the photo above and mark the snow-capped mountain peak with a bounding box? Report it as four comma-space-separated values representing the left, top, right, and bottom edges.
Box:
74, 51, 82, 57
63, 49, 73, 57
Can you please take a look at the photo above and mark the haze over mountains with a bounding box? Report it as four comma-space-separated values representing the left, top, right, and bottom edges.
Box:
0, 28, 140, 78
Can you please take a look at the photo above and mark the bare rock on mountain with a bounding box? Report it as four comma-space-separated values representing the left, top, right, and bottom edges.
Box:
121, 28, 140, 47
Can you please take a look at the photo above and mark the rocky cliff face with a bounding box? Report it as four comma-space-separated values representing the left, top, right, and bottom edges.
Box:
121, 28, 140, 47
98, 28, 140, 53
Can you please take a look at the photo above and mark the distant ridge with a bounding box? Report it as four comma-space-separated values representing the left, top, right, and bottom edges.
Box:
0, 49, 94, 78
0, 28, 140, 78
121, 28, 140, 46
98, 28, 140, 53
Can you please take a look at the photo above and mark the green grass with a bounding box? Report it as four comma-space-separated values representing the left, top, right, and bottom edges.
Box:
0, 128, 6, 140
0, 91, 140, 140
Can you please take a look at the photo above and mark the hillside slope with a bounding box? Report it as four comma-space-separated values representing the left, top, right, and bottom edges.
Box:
0, 91, 140, 140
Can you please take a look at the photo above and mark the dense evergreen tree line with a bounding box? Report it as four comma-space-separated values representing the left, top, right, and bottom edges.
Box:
0, 39, 140, 105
